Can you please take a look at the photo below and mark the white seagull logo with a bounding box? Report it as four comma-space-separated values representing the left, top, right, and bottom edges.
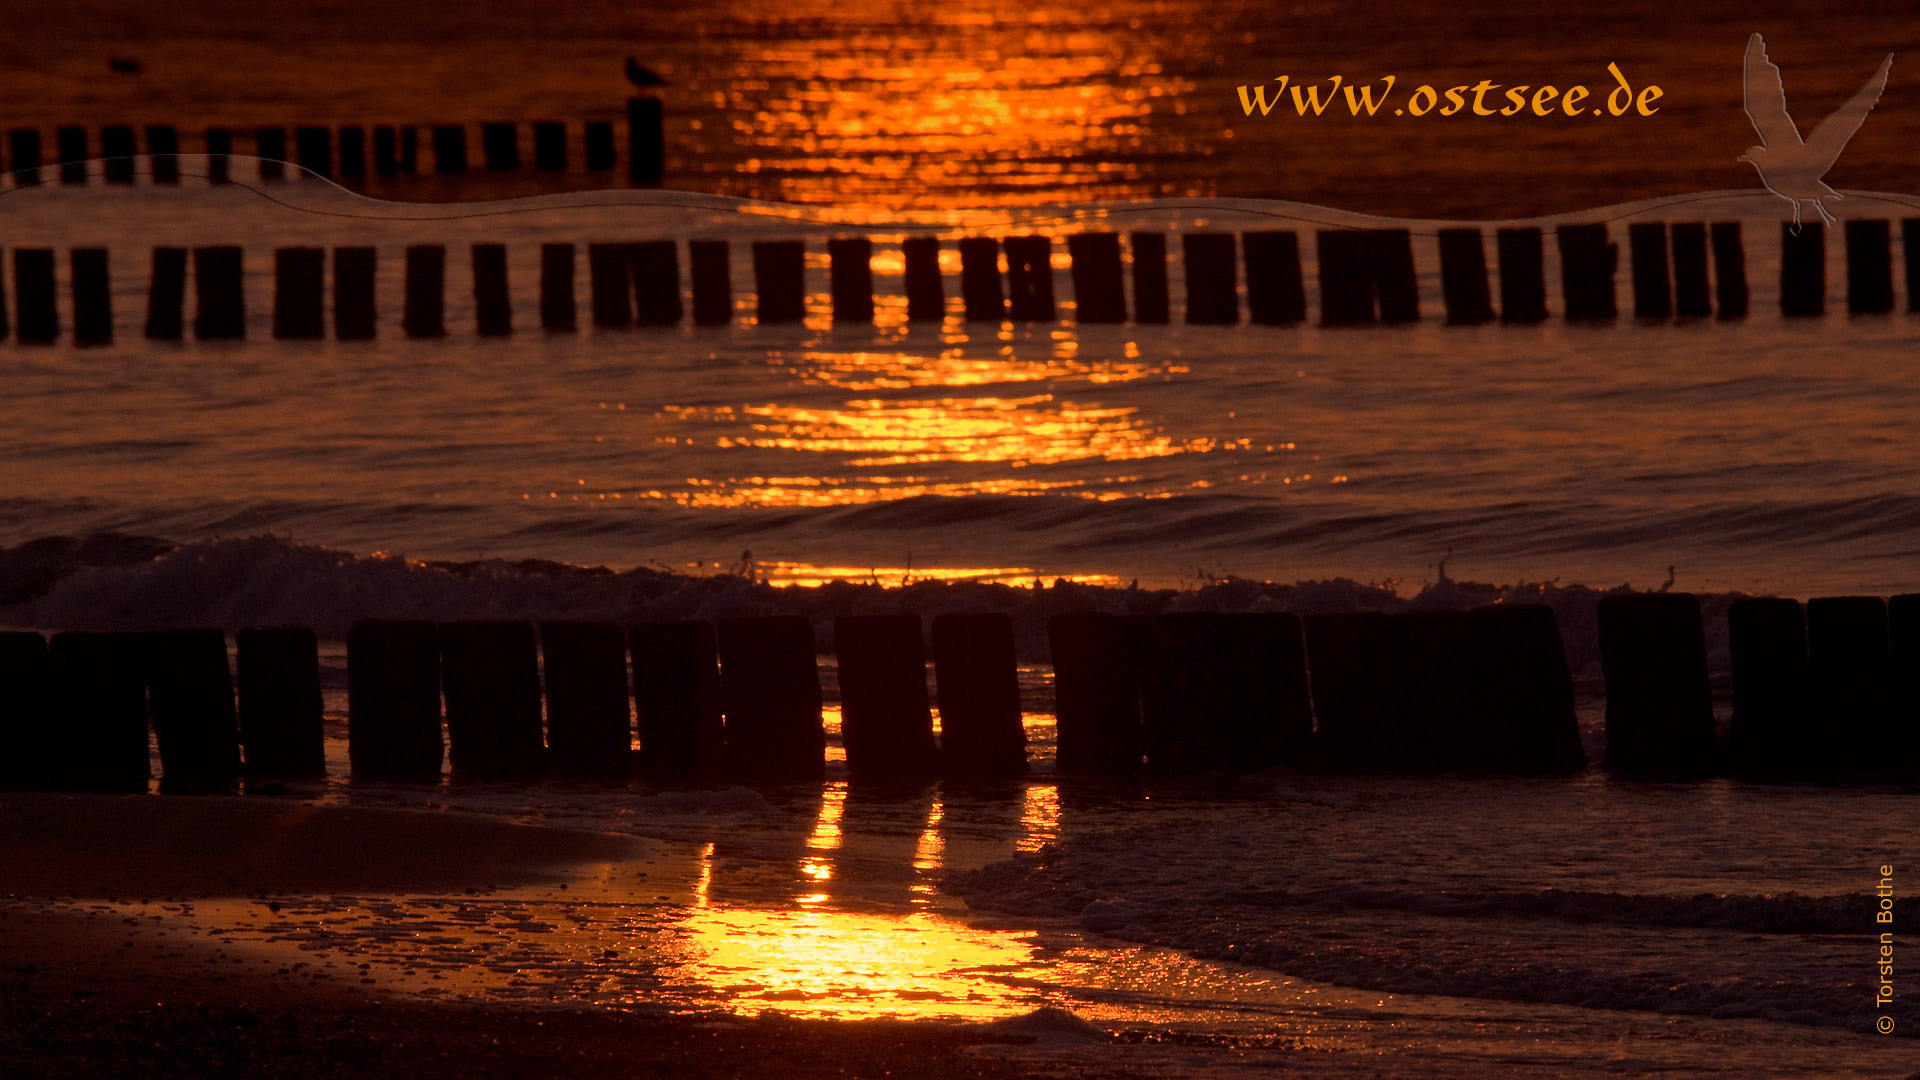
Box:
1739, 32, 1892, 229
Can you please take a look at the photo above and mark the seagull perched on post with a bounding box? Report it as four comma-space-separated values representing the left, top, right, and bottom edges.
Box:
626, 57, 666, 89
1739, 32, 1892, 229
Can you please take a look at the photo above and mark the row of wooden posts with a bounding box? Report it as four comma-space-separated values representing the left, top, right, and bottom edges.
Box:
2, 218, 1915, 346
2, 593, 1916, 793
1, 108, 665, 187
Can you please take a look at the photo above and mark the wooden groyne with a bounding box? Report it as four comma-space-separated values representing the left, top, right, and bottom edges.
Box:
4, 219, 1916, 345
3, 595, 1916, 790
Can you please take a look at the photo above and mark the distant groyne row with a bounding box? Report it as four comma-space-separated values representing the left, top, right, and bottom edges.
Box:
3, 111, 665, 188
3, 593, 1915, 793
1, 218, 1913, 345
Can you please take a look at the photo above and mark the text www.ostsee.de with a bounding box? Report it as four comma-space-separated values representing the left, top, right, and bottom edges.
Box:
1236, 63, 1662, 118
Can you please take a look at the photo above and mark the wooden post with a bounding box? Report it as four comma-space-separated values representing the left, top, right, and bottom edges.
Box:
1182, 232, 1239, 324
237, 626, 326, 778
1806, 596, 1893, 777
0, 632, 48, 790
1627, 222, 1672, 319
46, 632, 149, 792
829, 237, 875, 324
8, 129, 42, 185
540, 621, 633, 774
1303, 612, 1396, 771
100, 126, 136, 183
1905, 220, 1920, 313
1557, 223, 1616, 320
346, 620, 444, 782
1669, 222, 1712, 317
1727, 597, 1809, 779
1130, 232, 1170, 324
540, 243, 576, 331
440, 620, 546, 781
629, 240, 683, 326
1845, 219, 1893, 314
403, 245, 446, 338
338, 127, 366, 179
1003, 235, 1056, 323
295, 127, 331, 179
472, 243, 512, 336
588, 243, 633, 328
432, 126, 468, 173
752, 240, 805, 324
1778, 222, 1823, 317
333, 246, 378, 340
716, 615, 825, 780
1465, 605, 1585, 773
193, 246, 246, 340
57, 127, 88, 184
930, 613, 1027, 778
534, 122, 566, 171
14, 249, 58, 344
1047, 613, 1141, 775
834, 614, 939, 780
205, 128, 231, 183
146, 247, 187, 340
1597, 593, 1716, 776
628, 98, 664, 185
1066, 232, 1126, 324
373, 126, 399, 176
1711, 222, 1749, 318
690, 239, 732, 326
273, 247, 325, 339
1133, 612, 1311, 774
143, 628, 242, 793
1316, 229, 1375, 326
146, 126, 180, 183
584, 121, 615, 171
71, 248, 113, 346
255, 128, 286, 180
1496, 226, 1548, 323
631, 621, 726, 777
903, 236, 946, 322
958, 237, 1005, 322
482, 123, 519, 171
1437, 228, 1494, 325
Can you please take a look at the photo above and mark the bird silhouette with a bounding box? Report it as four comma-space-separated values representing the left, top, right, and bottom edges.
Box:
1739, 32, 1892, 229
625, 57, 666, 89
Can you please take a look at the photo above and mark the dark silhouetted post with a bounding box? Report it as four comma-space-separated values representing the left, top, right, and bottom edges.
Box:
1437, 228, 1494, 325
14, 249, 59, 344
835, 615, 938, 780
829, 237, 875, 324
1383, 611, 1480, 772
1727, 596, 1809, 779
1316, 229, 1375, 326
0, 632, 48, 790
71, 248, 113, 346
1627, 222, 1672, 319
1496, 226, 1548, 323
903, 236, 946, 322
205, 127, 231, 183
540, 621, 633, 775
1467, 605, 1586, 773
1891, 593, 1920, 776
8, 129, 42, 185
752, 239, 805, 324
1004, 235, 1056, 323
57, 127, 88, 184
628, 98, 663, 185
333, 246, 377, 340
193, 246, 246, 340
930, 613, 1026, 778
1243, 230, 1307, 325
589, 243, 634, 328
1906, 220, 1920, 313
1371, 228, 1419, 323
534, 122, 566, 170
46, 632, 148, 792
1711, 222, 1748, 317
690, 240, 731, 326
1066, 232, 1127, 324
273, 247, 325, 339
472, 243, 512, 336
403, 244, 446, 338
1779, 222, 1824, 316
143, 628, 242, 793
101, 126, 136, 183
440, 620, 545, 781
433, 126, 468, 173
1130, 231, 1170, 324
1845, 219, 1893, 314
1597, 593, 1716, 776
1303, 612, 1395, 771
0, 256, 7, 340
958, 237, 1005, 322
716, 615, 825, 780
146, 247, 187, 340
630, 240, 683, 326
482, 123, 519, 171
255, 127, 286, 180
1557, 223, 1616, 320
146, 125, 179, 183
1183, 232, 1239, 324
346, 619, 443, 781
631, 621, 726, 777
1134, 612, 1312, 774
584, 121, 615, 171
237, 626, 325, 778
1806, 595, 1893, 777
400, 128, 418, 173
373, 126, 399, 176
540, 243, 576, 331
338, 126, 366, 179
295, 127, 331, 179
1047, 613, 1141, 775
1669, 222, 1712, 317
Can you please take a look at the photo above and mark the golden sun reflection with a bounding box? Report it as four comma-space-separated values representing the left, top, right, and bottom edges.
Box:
755, 562, 1121, 588
672, 905, 1039, 1019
